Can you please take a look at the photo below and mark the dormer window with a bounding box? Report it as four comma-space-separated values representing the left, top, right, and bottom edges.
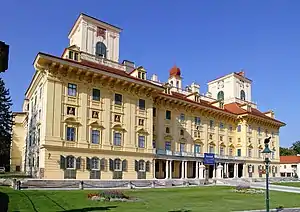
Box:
96, 42, 107, 58
68, 51, 79, 61
138, 71, 146, 80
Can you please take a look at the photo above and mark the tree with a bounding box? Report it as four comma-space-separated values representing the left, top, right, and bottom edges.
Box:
280, 147, 296, 156
0, 77, 13, 170
291, 141, 300, 155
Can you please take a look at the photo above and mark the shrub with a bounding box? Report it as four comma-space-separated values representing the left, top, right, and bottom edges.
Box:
235, 184, 250, 191
99, 190, 129, 199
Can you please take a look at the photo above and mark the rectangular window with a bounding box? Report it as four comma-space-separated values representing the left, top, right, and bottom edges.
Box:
153, 107, 156, 117
195, 117, 201, 125
92, 89, 100, 101
92, 111, 99, 119
152, 141, 156, 148
194, 144, 200, 153
229, 148, 233, 156
258, 127, 261, 135
209, 145, 214, 153
68, 83, 77, 96
139, 99, 145, 110
165, 141, 171, 151
67, 107, 75, 115
229, 125, 233, 131
113, 132, 122, 146
115, 93, 122, 105
180, 143, 185, 152
258, 150, 261, 158
74, 52, 79, 61
248, 148, 252, 157
220, 147, 224, 155
179, 113, 185, 122
166, 110, 171, 120
237, 125, 241, 132
219, 122, 224, 129
138, 119, 144, 126
91, 130, 100, 144
66, 127, 75, 141
209, 120, 214, 129
138, 135, 145, 148
69, 51, 73, 59
237, 149, 241, 156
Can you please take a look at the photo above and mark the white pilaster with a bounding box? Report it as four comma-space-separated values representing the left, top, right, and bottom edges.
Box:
181, 161, 184, 179
234, 163, 238, 178
199, 164, 205, 179
195, 162, 199, 179
153, 160, 156, 179
165, 160, 169, 179
184, 161, 188, 179
169, 160, 172, 179
217, 163, 223, 179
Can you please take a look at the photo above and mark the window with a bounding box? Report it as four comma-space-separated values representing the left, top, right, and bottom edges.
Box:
92, 89, 100, 101
272, 151, 275, 159
153, 108, 156, 117
220, 136, 223, 141
138, 160, 145, 171
219, 122, 224, 129
237, 125, 241, 132
66, 156, 75, 169
114, 115, 121, 122
248, 148, 252, 157
284, 165, 286, 169
115, 93, 122, 105
194, 144, 200, 153
237, 149, 241, 156
248, 137, 251, 143
165, 141, 171, 151
69, 51, 73, 59
238, 138, 241, 142
138, 135, 145, 148
217, 91, 224, 101
74, 52, 79, 61
91, 130, 100, 144
114, 159, 121, 171
138, 72, 141, 78
240, 90, 246, 100
152, 141, 156, 148
229, 125, 233, 131
142, 73, 145, 79
229, 148, 233, 156
258, 127, 261, 135
139, 99, 145, 110
209, 120, 214, 129
68, 83, 77, 96
209, 145, 214, 153
194, 130, 200, 138
229, 137, 232, 142
113, 132, 122, 146
180, 143, 185, 152
220, 147, 224, 155
179, 113, 185, 122
258, 139, 261, 144
258, 150, 261, 158
166, 110, 171, 120
138, 119, 144, 126
66, 127, 75, 141
92, 111, 99, 119
180, 129, 184, 136
195, 117, 201, 125
91, 157, 99, 170
67, 107, 75, 115
166, 127, 170, 133
248, 125, 252, 133
209, 134, 213, 140
96, 42, 107, 58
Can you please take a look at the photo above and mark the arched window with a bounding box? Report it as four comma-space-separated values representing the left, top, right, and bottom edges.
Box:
66, 155, 75, 169
114, 158, 121, 171
95, 42, 107, 58
240, 90, 246, 100
217, 91, 224, 101
91, 157, 99, 170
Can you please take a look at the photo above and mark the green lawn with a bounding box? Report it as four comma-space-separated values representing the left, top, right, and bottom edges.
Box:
273, 182, 300, 187
1, 186, 300, 212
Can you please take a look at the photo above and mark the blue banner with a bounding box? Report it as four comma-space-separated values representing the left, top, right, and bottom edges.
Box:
204, 153, 215, 165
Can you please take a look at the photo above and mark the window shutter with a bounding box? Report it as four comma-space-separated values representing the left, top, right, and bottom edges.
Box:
86, 157, 91, 170
275, 166, 277, 173
60, 155, 66, 169
252, 165, 254, 172
76, 157, 81, 170
146, 161, 150, 172
109, 159, 114, 171
135, 160, 139, 172
100, 158, 106, 171
122, 160, 127, 171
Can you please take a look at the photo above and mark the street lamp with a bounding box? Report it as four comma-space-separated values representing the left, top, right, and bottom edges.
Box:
262, 136, 272, 212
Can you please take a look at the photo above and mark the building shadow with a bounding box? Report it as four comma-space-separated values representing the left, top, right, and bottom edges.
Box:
43, 194, 65, 211
169, 210, 191, 212
0, 192, 9, 212
62, 206, 117, 212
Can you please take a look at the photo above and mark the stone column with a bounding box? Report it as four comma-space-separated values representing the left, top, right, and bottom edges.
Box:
153, 160, 156, 179
234, 163, 238, 178
184, 161, 188, 179
181, 161, 185, 179
169, 160, 173, 179
165, 160, 169, 179
199, 164, 205, 179
195, 162, 199, 179
217, 163, 223, 179
213, 164, 216, 178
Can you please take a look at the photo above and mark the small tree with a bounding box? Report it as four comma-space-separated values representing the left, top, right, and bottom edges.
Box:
291, 141, 300, 155
0, 77, 13, 171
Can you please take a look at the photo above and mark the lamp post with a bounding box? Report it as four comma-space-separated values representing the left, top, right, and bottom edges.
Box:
262, 137, 272, 212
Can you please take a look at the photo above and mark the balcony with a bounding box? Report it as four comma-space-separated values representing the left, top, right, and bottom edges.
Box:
80, 52, 126, 71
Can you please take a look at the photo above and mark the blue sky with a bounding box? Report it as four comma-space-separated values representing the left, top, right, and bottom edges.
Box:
0, 0, 299, 147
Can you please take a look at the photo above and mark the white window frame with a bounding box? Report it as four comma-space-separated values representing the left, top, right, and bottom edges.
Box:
66, 156, 75, 170
138, 160, 145, 172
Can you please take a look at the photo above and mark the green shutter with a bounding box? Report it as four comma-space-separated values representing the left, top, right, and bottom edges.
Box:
109, 159, 114, 171
134, 160, 139, 172
76, 157, 81, 170
146, 161, 150, 172
86, 157, 91, 170
60, 155, 66, 169
122, 160, 127, 171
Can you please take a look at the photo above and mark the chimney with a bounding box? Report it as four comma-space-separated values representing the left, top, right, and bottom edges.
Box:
151, 74, 158, 82
122, 60, 135, 73
191, 82, 200, 94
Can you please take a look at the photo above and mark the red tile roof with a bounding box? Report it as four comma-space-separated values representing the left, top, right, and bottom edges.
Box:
280, 156, 300, 164
207, 71, 252, 83
169, 65, 181, 77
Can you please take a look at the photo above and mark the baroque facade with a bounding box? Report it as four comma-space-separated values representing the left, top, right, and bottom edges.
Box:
11, 13, 285, 179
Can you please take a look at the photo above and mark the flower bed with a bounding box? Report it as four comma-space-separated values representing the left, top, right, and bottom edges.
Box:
233, 184, 264, 194
87, 190, 139, 202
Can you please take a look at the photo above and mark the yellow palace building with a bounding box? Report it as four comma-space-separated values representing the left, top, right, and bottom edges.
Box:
11, 14, 285, 180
